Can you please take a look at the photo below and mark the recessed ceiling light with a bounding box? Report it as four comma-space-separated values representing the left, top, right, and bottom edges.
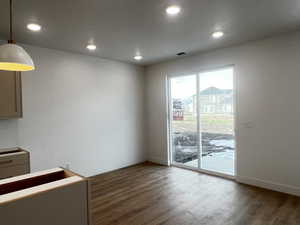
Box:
134, 55, 143, 61
212, 31, 224, 39
166, 5, 181, 15
27, 23, 41, 32
86, 44, 96, 50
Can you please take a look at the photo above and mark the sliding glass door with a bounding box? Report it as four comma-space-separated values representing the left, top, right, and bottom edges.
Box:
169, 67, 235, 176
170, 75, 199, 168
198, 68, 235, 175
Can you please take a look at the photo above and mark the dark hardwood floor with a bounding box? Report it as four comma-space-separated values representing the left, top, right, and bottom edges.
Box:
90, 162, 300, 225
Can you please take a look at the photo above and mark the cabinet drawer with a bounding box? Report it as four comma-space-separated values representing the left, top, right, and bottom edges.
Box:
0, 152, 28, 168
0, 164, 29, 179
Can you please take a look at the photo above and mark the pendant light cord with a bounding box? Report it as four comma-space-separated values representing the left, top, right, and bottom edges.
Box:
8, 0, 15, 43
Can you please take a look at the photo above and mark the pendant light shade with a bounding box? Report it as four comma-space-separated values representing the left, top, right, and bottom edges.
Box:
0, 0, 35, 71
0, 44, 34, 71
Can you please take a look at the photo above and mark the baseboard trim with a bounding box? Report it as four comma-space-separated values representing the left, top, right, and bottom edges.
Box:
88, 160, 147, 178
147, 156, 169, 166
236, 176, 300, 197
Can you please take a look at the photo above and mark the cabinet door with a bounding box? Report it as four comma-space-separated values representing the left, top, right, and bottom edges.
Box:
0, 71, 22, 118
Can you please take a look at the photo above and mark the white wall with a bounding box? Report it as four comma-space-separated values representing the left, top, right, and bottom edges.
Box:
145, 31, 300, 196
0, 44, 145, 177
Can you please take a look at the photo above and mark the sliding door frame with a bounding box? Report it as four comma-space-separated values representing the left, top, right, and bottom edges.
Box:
167, 65, 237, 180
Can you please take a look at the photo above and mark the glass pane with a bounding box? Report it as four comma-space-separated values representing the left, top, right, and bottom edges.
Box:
199, 68, 235, 175
170, 75, 199, 168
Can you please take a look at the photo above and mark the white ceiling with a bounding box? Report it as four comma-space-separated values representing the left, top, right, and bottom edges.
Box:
0, 0, 300, 65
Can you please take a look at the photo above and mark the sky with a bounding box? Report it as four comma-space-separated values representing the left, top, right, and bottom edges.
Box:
171, 67, 233, 99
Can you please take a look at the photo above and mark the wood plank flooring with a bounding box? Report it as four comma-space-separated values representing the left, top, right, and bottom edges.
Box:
90, 162, 300, 225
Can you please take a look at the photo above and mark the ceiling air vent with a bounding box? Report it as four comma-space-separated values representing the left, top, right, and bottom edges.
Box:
176, 52, 186, 56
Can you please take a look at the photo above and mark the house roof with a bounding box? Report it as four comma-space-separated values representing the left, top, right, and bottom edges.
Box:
200, 87, 232, 95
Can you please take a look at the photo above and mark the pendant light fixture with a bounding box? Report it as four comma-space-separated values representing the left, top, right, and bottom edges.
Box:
0, 0, 34, 71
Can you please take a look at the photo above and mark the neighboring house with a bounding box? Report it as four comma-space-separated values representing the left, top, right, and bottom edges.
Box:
173, 86, 233, 119
191, 86, 233, 114
173, 99, 184, 120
